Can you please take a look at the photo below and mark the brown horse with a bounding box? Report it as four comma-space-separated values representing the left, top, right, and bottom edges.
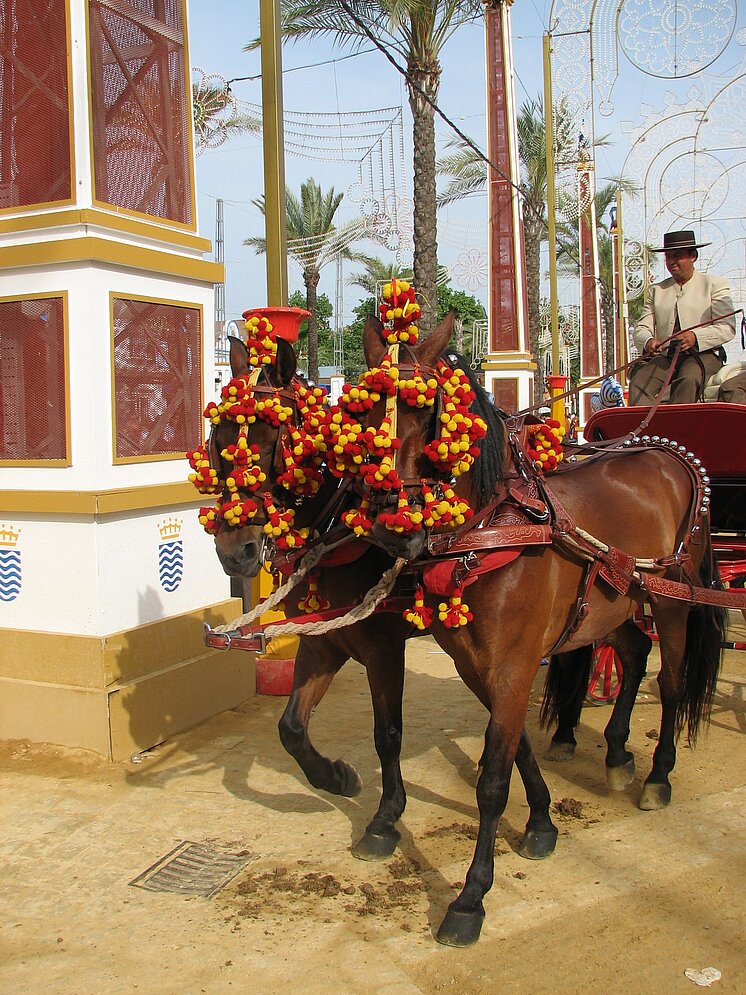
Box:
359, 314, 726, 945
208, 335, 559, 863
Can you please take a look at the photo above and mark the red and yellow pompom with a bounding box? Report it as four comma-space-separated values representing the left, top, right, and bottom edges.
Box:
298, 574, 330, 614
527, 418, 565, 473
262, 499, 309, 550
342, 497, 374, 536
187, 444, 221, 495
377, 488, 425, 534
403, 585, 433, 630
198, 504, 221, 535
378, 279, 422, 345
245, 314, 277, 366
438, 591, 473, 628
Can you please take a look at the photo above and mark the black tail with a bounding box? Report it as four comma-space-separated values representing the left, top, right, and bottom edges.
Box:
678, 529, 727, 743
540, 647, 594, 730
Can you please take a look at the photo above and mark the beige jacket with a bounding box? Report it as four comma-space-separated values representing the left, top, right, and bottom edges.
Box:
633, 271, 736, 354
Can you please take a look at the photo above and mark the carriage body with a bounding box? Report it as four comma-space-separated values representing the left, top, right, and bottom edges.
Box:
583, 403, 746, 679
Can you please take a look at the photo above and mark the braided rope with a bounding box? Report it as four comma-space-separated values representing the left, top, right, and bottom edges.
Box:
214, 534, 353, 633
573, 526, 658, 571
246, 557, 407, 640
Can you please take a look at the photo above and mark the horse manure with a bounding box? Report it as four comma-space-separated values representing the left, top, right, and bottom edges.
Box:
646, 728, 660, 740
387, 856, 421, 879
552, 797, 584, 819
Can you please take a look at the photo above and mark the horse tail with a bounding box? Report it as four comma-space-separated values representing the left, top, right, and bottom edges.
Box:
539, 647, 593, 730
678, 528, 727, 743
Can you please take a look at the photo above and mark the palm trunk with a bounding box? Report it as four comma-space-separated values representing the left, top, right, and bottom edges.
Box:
600, 282, 615, 372
407, 60, 440, 337
304, 267, 320, 383
523, 211, 544, 397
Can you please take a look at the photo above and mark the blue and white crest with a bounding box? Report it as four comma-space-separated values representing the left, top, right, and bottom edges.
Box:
157, 517, 183, 593
0, 523, 22, 602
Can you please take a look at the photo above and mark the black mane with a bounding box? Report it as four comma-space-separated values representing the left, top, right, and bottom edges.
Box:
442, 350, 505, 507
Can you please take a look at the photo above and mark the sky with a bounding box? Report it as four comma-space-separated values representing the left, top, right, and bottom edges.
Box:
186, 1, 746, 358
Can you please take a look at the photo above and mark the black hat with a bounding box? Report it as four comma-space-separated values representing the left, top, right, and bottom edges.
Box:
651, 229, 711, 253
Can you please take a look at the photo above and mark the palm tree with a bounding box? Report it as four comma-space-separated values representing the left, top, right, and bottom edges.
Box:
346, 254, 414, 297
248, 0, 484, 336
437, 97, 595, 394
245, 178, 368, 382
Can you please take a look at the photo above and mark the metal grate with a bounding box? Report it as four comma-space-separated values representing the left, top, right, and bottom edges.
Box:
0, 0, 72, 209
0, 296, 67, 461
88, 0, 192, 223
113, 296, 201, 459
129, 841, 255, 898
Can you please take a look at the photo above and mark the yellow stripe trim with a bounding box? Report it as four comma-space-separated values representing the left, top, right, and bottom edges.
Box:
0, 481, 202, 515
0, 237, 224, 283
0, 208, 211, 251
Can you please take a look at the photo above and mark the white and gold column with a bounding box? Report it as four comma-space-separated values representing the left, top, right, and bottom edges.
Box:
0, 0, 253, 759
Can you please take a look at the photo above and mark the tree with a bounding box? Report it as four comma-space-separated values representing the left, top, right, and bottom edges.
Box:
437, 97, 598, 394
248, 0, 484, 337
346, 255, 414, 297
245, 178, 368, 382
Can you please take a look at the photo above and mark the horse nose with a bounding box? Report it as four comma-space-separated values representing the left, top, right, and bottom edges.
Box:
215, 534, 261, 578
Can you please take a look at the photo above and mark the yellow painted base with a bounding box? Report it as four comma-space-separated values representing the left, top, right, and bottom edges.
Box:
0, 599, 256, 760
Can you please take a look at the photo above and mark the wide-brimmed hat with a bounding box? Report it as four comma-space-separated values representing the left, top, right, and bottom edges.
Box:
651, 229, 711, 253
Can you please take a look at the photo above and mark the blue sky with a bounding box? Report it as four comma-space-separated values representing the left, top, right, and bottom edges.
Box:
187, 1, 746, 347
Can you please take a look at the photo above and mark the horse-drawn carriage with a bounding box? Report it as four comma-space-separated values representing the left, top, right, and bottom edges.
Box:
194, 294, 746, 946
583, 401, 746, 700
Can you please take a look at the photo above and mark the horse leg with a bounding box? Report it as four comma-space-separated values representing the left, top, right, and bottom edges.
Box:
277, 636, 362, 797
437, 656, 536, 948
638, 607, 688, 811
604, 619, 652, 791
514, 728, 558, 860
543, 647, 593, 762
352, 638, 407, 861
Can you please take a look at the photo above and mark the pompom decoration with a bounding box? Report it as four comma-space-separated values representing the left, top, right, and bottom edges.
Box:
262, 499, 309, 550
187, 444, 221, 495
378, 279, 422, 345
527, 418, 565, 473
198, 504, 221, 535
403, 585, 433, 630
421, 484, 473, 529
298, 573, 330, 614
342, 497, 373, 536
377, 488, 425, 534
438, 590, 473, 628
244, 314, 277, 366
219, 497, 259, 528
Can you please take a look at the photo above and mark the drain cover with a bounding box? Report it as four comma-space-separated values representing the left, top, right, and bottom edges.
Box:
129, 841, 255, 898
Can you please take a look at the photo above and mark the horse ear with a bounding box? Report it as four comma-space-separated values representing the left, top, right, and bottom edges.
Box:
273, 339, 297, 386
416, 311, 455, 367
229, 336, 250, 378
363, 315, 387, 368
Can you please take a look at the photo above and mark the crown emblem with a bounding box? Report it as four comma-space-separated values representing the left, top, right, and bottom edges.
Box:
158, 517, 182, 542
0, 523, 20, 548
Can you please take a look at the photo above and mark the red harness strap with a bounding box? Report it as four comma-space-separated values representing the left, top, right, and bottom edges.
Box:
423, 549, 522, 596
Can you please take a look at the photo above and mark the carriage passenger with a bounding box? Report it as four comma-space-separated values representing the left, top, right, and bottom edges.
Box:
628, 230, 736, 405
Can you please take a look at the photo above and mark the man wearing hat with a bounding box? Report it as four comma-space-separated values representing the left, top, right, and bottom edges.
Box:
629, 230, 736, 404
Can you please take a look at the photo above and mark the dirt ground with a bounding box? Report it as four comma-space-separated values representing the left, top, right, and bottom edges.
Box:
1, 615, 744, 995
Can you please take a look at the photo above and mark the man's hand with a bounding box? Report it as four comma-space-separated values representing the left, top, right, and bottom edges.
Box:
643, 337, 663, 355
672, 329, 697, 351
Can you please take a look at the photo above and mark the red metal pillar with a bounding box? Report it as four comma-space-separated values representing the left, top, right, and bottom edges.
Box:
482, 0, 533, 414
577, 147, 604, 424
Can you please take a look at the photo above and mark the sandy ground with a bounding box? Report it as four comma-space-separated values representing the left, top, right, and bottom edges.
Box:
0, 615, 744, 995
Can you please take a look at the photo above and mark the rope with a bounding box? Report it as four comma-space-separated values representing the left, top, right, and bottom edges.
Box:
214, 534, 354, 633
573, 526, 659, 571
236, 557, 407, 641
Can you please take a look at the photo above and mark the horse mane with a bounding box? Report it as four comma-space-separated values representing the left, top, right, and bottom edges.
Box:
442, 349, 506, 507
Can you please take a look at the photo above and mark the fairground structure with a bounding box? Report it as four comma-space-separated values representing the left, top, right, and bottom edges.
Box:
0, 0, 254, 759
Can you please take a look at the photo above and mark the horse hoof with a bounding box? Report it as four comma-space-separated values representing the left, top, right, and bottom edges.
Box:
437, 906, 485, 947
606, 757, 636, 791
352, 829, 399, 861
336, 762, 363, 797
545, 741, 575, 762
639, 782, 671, 811
517, 826, 558, 860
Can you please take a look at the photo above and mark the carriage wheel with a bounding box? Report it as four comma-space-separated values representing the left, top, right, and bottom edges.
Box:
586, 642, 623, 705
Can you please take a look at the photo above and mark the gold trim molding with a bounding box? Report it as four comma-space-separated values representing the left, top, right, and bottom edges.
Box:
0, 236, 223, 284
0, 480, 201, 515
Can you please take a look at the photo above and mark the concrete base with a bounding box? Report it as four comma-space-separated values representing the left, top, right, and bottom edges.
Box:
0, 598, 255, 760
